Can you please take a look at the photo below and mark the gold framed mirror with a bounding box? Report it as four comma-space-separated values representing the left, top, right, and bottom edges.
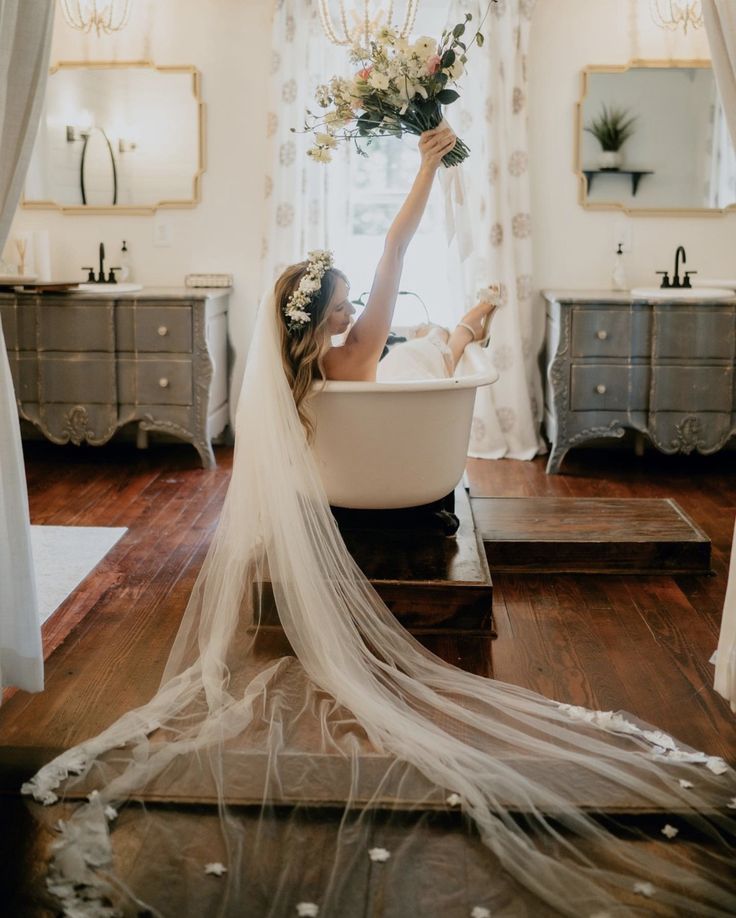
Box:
575, 60, 736, 217
22, 61, 206, 215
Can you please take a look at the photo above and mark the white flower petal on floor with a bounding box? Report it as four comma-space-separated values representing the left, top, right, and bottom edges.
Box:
661, 824, 679, 839
633, 881, 655, 897
446, 793, 462, 806
678, 779, 694, 789
296, 903, 319, 917
86, 790, 100, 803
368, 847, 391, 862
471, 907, 491, 918
706, 756, 728, 776
104, 805, 118, 822
727, 797, 736, 810
204, 862, 227, 877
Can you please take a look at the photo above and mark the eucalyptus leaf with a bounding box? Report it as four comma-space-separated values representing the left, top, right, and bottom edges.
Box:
437, 89, 460, 105
476, 32, 484, 47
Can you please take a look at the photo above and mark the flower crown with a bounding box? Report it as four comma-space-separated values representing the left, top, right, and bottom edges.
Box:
283, 250, 334, 333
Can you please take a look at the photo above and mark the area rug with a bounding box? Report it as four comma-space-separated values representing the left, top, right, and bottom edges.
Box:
30, 525, 127, 626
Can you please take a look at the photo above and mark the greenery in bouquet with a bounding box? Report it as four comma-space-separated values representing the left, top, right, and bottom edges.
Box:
300, 12, 489, 168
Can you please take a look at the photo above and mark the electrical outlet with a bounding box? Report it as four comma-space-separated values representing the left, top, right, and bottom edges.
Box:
613, 221, 632, 253
153, 221, 172, 247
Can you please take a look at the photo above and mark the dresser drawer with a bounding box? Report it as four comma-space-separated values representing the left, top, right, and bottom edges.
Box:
39, 355, 116, 403
38, 304, 115, 352
571, 309, 632, 358
134, 305, 192, 353
118, 357, 193, 406
570, 364, 649, 411
652, 365, 733, 412
653, 307, 735, 360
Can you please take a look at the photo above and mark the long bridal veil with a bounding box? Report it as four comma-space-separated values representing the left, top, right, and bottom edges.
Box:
24, 293, 736, 916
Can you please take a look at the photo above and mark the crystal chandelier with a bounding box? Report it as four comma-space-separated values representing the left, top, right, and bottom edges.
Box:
59, 0, 133, 36
650, 0, 703, 34
318, 0, 419, 47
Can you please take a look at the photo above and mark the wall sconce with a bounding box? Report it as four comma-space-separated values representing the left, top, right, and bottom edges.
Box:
118, 138, 138, 153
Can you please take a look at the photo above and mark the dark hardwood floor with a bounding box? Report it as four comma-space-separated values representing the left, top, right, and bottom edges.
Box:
0, 440, 734, 914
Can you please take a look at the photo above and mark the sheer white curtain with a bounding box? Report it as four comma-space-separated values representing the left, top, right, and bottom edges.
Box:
260, 0, 348, 289
449, 0, 544, 460
0, 0, 55, 694
704, 0, 736, 712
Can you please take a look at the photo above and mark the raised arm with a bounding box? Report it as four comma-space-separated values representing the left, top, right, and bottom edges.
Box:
343, 126, 456, 368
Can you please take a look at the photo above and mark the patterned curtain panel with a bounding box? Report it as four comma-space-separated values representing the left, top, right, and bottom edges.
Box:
0, 0, 55, 693
260, 0, 349, 290
449, 0, 544, 460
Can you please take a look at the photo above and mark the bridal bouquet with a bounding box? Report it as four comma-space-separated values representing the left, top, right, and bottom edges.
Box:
302, 13, 486, 167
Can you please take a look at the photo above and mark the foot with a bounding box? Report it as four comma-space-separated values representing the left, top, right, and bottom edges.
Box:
457, 298, 497, 343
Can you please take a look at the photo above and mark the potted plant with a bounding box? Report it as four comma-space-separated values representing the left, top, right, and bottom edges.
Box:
585, 104, 636, 170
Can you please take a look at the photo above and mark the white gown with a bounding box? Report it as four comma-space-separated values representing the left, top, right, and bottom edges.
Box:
377, 324, 497, 383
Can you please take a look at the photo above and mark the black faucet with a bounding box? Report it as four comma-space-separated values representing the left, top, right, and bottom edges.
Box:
656, 245, 697, 289
81, 242, 120, 284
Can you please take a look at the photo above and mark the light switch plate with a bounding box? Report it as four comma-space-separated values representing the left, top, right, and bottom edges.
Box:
153, 221, 172, 247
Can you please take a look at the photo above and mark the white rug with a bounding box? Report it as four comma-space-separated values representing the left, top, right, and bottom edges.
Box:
30, 525, 127, 626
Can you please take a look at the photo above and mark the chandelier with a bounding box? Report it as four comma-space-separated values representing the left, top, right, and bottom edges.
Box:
318, 0, 419, 47
59, 0, 133, 35
650, 0, 703, 34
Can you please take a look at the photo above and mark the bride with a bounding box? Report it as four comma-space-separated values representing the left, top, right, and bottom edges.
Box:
22, 129, 736, 917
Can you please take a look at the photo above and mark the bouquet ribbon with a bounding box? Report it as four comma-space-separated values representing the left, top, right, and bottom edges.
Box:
438, 118, 474, 262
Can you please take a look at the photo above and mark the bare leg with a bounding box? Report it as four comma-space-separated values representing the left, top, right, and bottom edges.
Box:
448, 301, 498, 369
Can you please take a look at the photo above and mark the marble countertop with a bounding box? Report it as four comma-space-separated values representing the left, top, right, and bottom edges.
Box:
0, 285, 231, 299
543, 289, 736, 304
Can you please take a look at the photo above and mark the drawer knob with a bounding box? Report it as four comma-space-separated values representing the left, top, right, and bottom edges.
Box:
596, 330, 609, 341
158, 325, 169, 336
159, 377, 170, 388
595, 383, 607, 395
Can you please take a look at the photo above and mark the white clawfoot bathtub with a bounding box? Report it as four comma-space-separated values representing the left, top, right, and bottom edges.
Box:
310, 371, 496, 509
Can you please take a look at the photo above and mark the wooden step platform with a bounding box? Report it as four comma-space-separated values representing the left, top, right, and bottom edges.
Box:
259, 487, 493, 636
471, 497, 711, 574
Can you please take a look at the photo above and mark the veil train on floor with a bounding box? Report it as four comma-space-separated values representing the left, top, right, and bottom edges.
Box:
22, 293, 736, 917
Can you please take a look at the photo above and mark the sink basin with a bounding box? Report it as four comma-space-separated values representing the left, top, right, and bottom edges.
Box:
630, 286, 734, 301
78, 282, 143, 294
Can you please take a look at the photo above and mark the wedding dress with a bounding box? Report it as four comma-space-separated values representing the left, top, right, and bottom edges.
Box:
22, 293, 736, 917
377, 324, 497, 383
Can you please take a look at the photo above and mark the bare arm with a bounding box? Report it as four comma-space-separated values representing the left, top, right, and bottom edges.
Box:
342, 126, 456, 369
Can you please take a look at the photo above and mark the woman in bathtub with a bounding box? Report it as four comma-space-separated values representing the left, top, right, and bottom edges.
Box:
273, 124, 498, 432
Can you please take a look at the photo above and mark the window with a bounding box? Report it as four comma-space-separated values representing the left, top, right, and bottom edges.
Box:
326, 1, 457, 329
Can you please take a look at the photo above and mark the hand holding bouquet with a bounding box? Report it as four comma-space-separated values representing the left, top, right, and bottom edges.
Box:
301, 12, 488, 167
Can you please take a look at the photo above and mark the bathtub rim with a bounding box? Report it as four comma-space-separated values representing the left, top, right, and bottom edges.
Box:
312, 369, 498, 395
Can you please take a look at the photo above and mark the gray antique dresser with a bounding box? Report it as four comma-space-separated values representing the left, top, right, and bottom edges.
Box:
543, 290, 736, 473
0, 287, 229, 468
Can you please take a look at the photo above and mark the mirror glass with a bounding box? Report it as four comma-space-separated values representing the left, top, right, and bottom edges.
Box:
23, 64, 202, 212
578, 64, 736, 212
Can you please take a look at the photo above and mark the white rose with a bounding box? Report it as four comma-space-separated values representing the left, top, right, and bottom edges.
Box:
412, 36, 437, 59
368, 71, 391, 92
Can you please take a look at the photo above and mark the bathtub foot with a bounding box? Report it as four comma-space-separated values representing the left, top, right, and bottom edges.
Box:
434, 509, 460, 536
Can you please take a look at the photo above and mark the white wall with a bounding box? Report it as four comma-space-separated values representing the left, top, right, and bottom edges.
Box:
529, 0, 736, 290
6, 0, 736, 397
4, 0, 273, 402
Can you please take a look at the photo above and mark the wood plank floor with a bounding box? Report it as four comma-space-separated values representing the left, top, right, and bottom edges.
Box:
1, 441, 735, 914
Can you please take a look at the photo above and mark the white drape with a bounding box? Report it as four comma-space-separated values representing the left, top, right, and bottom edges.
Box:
704, 0, 736, 712
260, 0, 348, 289
0, 0, 55, 693
449, 0, 544, 460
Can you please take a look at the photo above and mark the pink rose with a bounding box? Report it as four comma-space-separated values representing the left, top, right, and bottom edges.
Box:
426, 54, 442, 75
357, 66, 373, 81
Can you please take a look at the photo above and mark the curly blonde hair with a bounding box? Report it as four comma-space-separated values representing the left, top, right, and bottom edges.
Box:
274, 262, 347, 439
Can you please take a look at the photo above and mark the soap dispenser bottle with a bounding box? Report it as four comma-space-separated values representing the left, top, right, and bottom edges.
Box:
119, 240, 132, 282
611, 242, 627, 291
